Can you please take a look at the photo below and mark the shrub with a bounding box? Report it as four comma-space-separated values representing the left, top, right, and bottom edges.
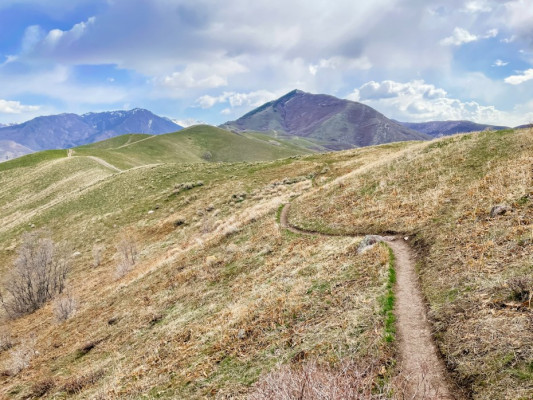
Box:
0, 231, 70, 318
61, 369, 104, 395
250, 360, 388, 400
116, 233, 137, 266
115, 258, 132, 279
507, 276, 532, 302
53, 292, 77, 322
8, 335, 37, 375
30, 378, 55, 398
92, 244, 104, 267
0, 327, 13, 352
115, 232, 138, 279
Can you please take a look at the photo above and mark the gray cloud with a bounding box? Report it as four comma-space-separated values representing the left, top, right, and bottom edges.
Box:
1, 0, 532, 125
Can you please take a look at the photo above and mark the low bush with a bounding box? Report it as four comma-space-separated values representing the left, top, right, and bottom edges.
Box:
0, 231, 70, 318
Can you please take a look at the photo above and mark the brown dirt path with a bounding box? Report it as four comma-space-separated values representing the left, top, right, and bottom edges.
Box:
388, 239, 454, 399
86, 156, 122, 172
280, 202, 456, 399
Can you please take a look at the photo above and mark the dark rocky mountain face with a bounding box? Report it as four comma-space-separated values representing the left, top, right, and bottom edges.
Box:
221, 90, 431, 150
397, 120, 510, 137
0, 109, 182, 153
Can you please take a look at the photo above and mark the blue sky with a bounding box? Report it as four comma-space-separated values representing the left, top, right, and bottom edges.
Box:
0, 0, 532, 126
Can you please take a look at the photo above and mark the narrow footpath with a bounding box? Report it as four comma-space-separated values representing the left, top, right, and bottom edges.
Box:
280, 203, 456, 399
85, 156, 122, 173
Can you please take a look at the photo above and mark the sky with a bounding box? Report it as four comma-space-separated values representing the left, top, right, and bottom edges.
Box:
0, 0, 532, 127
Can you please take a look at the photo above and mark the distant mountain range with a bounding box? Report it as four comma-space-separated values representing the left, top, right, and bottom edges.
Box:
220, 90, 431, 150
396, 120, 510, 137
0, 109, 182, 160
1, 91, 528, 163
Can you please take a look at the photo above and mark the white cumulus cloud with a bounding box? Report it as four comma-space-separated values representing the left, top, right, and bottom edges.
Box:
504, 69, 533, 85
43, 17, 95, 48
492, 59, 508, 67
0, 99, 40, 114
440, 27, 478, 46
156, 60, 248, 94
461, 1, 492, 13
196, 90, 277, 110
440, 27, 497, 46
308, 56, 371, 76
349, 79, 508, 124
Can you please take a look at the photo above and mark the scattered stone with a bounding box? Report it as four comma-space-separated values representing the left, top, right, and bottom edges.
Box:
258, 245, 272, 256
237, 329, 246, 339
357, 235, 387, 254
147, 210, 154, 214
226, 243, 239, 253
173, 218, 186, 227
404, 236, 409, 241
205, 256, 217, 266
490, 204, 512, 218
230, 193, 247, 202
72, 251, 82, 258
206, 204, 215, 212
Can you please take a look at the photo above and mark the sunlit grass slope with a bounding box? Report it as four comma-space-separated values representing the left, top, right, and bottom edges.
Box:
289, 128, 533, 399
73, 125, 314, 169
1, 128, 531, 399
0, 141, 409, 399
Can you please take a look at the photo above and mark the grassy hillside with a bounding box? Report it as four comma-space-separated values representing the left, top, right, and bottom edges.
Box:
0, 150, 67, 173
73, 125, 313, 169
289, 128, 533, 399
0, 128, 531, 399
79, 134, 152, 150
0, 141, 407, 399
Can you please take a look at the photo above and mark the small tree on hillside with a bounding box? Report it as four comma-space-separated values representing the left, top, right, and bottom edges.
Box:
116, 233, 137, 267
0, 231, 70, 318
114, 232, 138, 279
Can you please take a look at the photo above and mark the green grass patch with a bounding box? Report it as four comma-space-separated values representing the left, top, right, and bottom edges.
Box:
306, 280, 331, 295
0, 149, 66, 172
275, 204, 285, 224
381, 244, 396, 343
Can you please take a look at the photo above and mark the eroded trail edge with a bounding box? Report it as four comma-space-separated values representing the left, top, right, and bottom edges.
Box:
280, 203, 455, 399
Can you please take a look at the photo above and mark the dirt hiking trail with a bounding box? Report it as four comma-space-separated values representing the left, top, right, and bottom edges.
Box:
281, 203, 456, 399
85, 156, 122, 172
388, 239, 454, 399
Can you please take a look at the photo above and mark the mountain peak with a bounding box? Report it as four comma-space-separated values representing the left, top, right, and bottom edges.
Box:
285, 89, 305, 96
221, 91, 430, 150
0, 109, 183, 154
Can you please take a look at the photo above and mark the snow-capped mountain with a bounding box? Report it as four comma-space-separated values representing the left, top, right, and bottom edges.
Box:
0, 108, 183, 153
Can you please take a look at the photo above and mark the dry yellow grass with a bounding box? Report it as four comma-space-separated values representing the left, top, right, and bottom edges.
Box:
2, 129, 530, 399
0, 144, 407, 399
289, 128, 533, 399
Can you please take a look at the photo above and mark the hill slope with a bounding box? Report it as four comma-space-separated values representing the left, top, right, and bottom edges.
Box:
73, 125, 313, 169
0, 125, 314, 173
221, 90, 431, 150
398, 120, 510, 137
0, 127, 531, 399
0, 109, 182, 155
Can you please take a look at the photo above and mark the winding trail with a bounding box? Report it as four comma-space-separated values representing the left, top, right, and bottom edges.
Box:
280, 203, 456, 399
85, 156, 122, 172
